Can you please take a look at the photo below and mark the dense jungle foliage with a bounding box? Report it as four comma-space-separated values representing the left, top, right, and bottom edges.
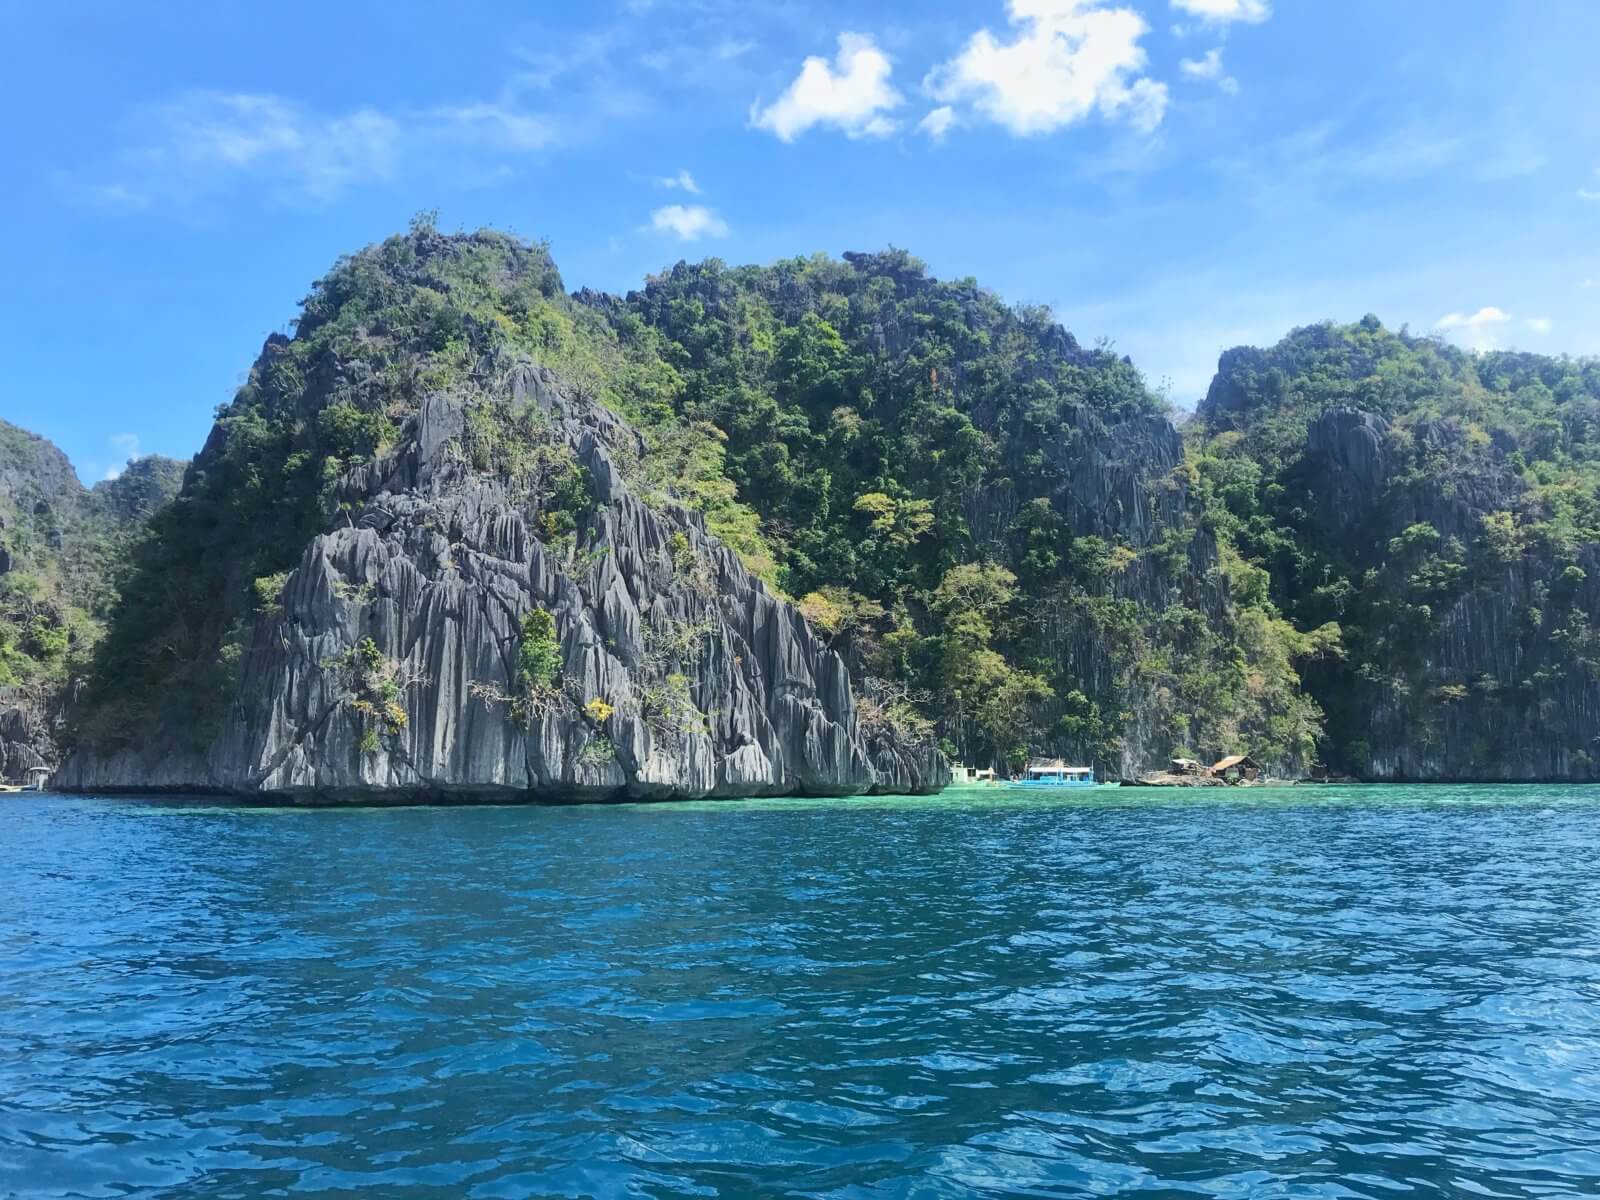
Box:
612, 252, 1333, 771
0, 419, 181, 703
66, 223, 1341, 770
63, 224, 1597, 774
1194, 317, 1600, 774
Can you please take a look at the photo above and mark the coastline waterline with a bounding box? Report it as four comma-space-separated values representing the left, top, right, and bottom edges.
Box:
5, 786, 1600, 1196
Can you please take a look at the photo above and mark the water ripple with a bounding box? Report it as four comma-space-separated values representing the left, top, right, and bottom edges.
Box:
4, 786, 1600, 1197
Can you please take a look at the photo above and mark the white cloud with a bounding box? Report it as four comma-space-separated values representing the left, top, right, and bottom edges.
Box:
428, 102, 556, 152
1179, 47, 1238, 93
91, 183, 151, 212
1583, 279, 1597, 290
141, 93, 402, 201
924, 0, 1169, 138
1526, 316, 1553, 335
1170, 0, 1270, 25
750, 33, 902, 141
648, 204, 730, 241
1580, 187, 1600, 201
657, 168, 701, 193
1435, 306, 1511, 352
102, 433, 142, 480
1251, 120, 1476, 184
101, 88, 558, 207
918, 105, 957, 141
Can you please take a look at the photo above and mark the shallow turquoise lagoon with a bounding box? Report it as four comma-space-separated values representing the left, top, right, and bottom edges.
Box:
5, 785, 1600, 1197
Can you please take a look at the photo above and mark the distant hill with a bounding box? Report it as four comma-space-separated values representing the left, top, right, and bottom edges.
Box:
57, 225, 1327, 802
20, 226, 1600, 793
0, 419, 184, 779
1193, 318, 1600, 779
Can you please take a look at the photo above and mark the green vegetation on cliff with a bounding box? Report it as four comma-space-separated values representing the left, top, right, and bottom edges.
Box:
72, 219, 771, 748
67, 226, 1599, 780
0, 420, 182, 694
69, 223, 1328, 773
1196, 317, 1600, 777
0, 420, 182, 775
614, 253, 1328, 771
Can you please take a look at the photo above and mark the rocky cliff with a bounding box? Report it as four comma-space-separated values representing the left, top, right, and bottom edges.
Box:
60, 238, 1598, 790
1197, 319, 1600, 780
620, 253, 1325, 778
1290, 408, 1599, 779
0, 420, 184, 781
53, 226, 1339, 789
57, 234, 946, 800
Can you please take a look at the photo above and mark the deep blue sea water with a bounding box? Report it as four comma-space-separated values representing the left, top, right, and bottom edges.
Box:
5, 785, 1600, 1198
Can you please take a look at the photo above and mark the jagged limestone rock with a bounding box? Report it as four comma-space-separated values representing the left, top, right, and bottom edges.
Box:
57, 364, 948, 801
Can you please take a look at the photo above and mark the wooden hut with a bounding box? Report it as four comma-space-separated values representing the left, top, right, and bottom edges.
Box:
1210, 754, 1260, 783
1169, 757, 1203, 777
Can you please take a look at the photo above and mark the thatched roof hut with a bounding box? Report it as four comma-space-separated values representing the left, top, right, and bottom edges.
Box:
1210, 754, 1261, 782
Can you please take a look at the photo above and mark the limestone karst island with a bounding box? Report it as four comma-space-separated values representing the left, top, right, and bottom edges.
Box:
8, 3, 1600, 1192
3, 224, 1598, 799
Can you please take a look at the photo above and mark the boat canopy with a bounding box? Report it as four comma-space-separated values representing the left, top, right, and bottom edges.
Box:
1024, 759, 1094, 779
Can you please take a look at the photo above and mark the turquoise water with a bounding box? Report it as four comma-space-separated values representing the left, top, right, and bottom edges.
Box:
5, 785, 1600, 1198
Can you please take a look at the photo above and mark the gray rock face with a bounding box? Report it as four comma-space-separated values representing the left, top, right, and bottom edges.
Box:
58, 364, 948, 801
0, 701, 49, 780
1304, 409, 1391, 526
1298, 408, 1600, 781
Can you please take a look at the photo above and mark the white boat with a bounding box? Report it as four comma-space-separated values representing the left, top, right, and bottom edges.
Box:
1006, 759, 1097, 789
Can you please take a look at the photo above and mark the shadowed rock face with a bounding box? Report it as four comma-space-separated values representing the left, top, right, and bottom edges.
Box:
1295, 409, 1600, 781
1, 419, 185, 783
57, 363, 948, 801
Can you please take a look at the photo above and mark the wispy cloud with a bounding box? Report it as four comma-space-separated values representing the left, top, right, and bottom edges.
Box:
1179, 48, 1238, 94
750, 32, 903, 141
95, 88, 561, 207
1578, 165, 1600, 199
648, 204, 730, 241
918, 105, 957, 142
1436, 305, 1511, 351
513, 5, 769, 99
102, 433, 142, 480
515, 26, 633, 91
1525, 316, 1553, 336
89, 183, 153, 212
427, 102, 557, 152
924, 0, 1168, 137
131, 93, 401, 202
1171, 0, 1271, 25
1476, 146, 1547, 185
1237, 118, 1544, 190
657, 168, 702, 194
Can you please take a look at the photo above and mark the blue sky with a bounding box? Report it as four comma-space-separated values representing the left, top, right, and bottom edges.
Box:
4, 0, 1599, 482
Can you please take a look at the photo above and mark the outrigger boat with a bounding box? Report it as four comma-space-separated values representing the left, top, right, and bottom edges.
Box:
1007, 759, 1097, 789
1, 768, 52, 794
